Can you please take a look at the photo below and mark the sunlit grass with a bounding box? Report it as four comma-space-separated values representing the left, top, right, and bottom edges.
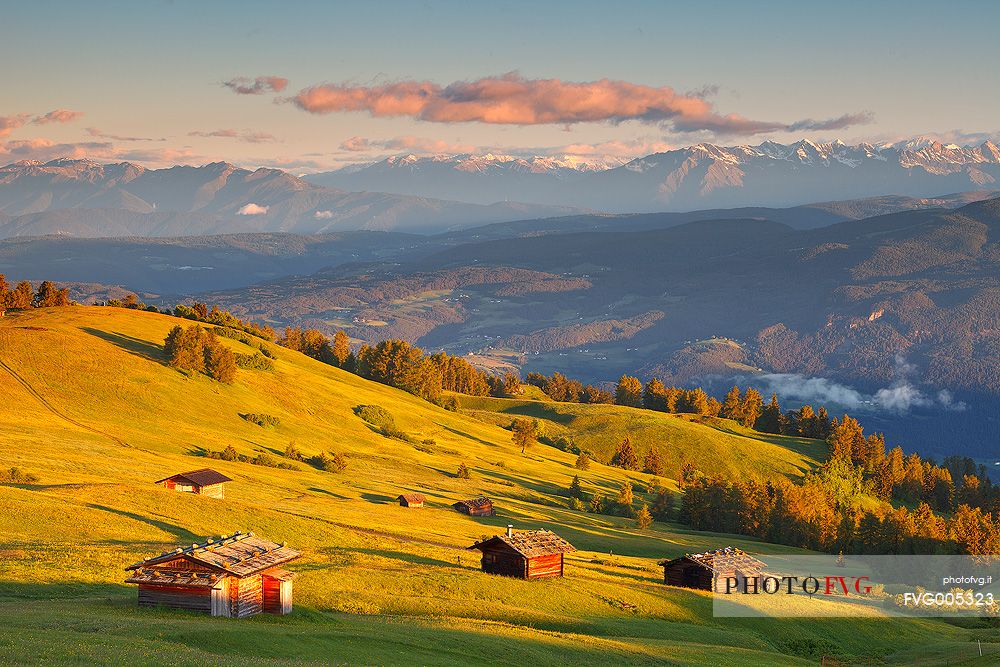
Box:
0, 307, 990, 665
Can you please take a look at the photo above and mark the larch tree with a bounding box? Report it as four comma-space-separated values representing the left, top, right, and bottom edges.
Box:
611, 436, 639, 470
332, 330, 351, 366
511, 417, 538, 454
614, 374, 643, 407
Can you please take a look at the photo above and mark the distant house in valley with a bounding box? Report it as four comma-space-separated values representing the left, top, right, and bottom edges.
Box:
125, 531, 300, 618
453, 495, 494, 516
658, 547, 766, 592
397, 493, 425, 508
469, 526, 575, 579
0, 308, 5, 317
156, 468, 232, 499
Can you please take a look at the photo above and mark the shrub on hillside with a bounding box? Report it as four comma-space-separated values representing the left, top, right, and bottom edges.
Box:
241, 413, 280, 428
354, 404, 411, 440
284, 442, 304, 461
456, 462, 471, 479
235, 352, 275, 371
0, 467, 39, 484
203, 445, 295, 469
311, 452, 349, 473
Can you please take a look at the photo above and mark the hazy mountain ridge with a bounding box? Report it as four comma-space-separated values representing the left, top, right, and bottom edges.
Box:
0, 158, 581, 236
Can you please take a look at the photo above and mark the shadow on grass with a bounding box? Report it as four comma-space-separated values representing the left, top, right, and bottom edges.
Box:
80, 327, 164, 363
360, 492, 394, 504
307, 487, 350, 500
436, 423, 497, 448
87, 504, 200, 543
321, 546, 466, 570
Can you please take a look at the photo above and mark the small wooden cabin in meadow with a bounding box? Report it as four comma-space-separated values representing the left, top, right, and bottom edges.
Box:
397, 493, 425, 508
156, 468, 232, 499
659, 547, 766, 592
453, 495, 494, 516
469, 526, 576, 579
125, 532, 300, 618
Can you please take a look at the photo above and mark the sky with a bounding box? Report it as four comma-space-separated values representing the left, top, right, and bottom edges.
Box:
3, 0, 1000, 172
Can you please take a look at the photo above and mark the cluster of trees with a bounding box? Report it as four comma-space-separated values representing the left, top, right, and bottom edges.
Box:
567, 475, 673, 530
0, 276, 71, 310
280, 327, 520, 403
678, 413, 1000, 556
679, 472, 999, 556
106, 297, 276, 342
823, 415, 998, 514
204, 445, 296, 470
0, 466, 40, 484
525, 371, 614, 404
163, 325, 237, 384
281, 442, 348, 473
524, 372, 841, 441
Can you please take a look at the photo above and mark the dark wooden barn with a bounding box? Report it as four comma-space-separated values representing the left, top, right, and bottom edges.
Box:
658, 547, 766, 592
156, 468, 232, 499
397, 493, 425, 508
453, 495, 494, 516
125, 531, 300, 618
468, 526, 575, 579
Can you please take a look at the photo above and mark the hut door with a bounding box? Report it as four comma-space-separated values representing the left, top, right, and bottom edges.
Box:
211, 578, 231, 617
279, 580, 293, 614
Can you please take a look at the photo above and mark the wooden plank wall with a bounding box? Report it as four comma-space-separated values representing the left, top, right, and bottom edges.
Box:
526, 553, 564, 579
198, 484, 225, 499
230, 574, 263, 618
138, 584, 211, 612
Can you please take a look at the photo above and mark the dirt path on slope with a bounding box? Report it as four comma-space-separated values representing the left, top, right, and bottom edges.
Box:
0, 357, 133, 449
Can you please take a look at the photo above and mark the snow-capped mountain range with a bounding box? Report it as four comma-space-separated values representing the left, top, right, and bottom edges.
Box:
308, 138, 1000, 210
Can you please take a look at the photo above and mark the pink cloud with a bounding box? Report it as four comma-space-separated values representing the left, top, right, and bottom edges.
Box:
0, 114, 31, 138
189, 129, 277, 143
87, 127, 165, 142
0, 137, 116, 161
290, 73, 872, 135
223, 76, 289, 95
32, 109, 84, 125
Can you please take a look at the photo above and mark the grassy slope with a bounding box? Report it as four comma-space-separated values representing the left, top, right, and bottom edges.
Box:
457, 395, 825, 483
0, 307, 993, 666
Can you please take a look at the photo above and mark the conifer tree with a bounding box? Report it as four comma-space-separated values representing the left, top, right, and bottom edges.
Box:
635, 503, 653, 529
721, 386, 743, 421
643, 447, 664, 476
332, 330, 351, 366
740, 388, 764, 428
614, 374, 643, 407
568, 475, 583, 499
611, 436, 639, 470
575, 451, 591, 470
511, 418, 538, 454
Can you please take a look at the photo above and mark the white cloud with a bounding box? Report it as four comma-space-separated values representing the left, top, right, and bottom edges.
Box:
237, 203, 269, 216
314, 210, 334, 219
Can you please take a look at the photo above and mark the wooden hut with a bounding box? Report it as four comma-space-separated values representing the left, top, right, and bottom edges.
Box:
156, 468, 232, 499
397, 493, 425, 508
453, 495, 494, 516
468, 526, 575, 579
658, 547, 766, 592
125, 531, 300, 618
